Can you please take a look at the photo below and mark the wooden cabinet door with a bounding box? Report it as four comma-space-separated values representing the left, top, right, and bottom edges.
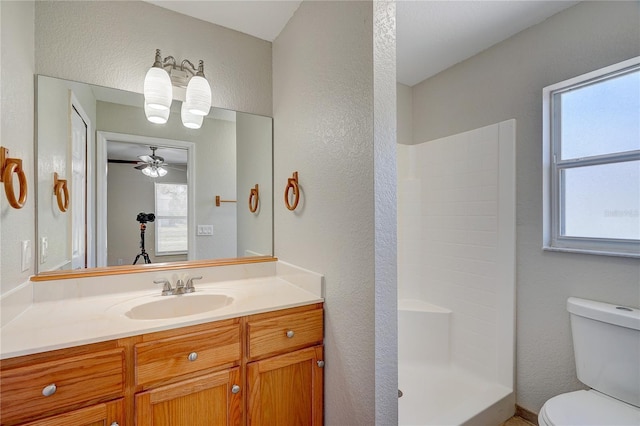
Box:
135, 368, 241, 426
19, 399, 123, 426
247, 345, 323, 426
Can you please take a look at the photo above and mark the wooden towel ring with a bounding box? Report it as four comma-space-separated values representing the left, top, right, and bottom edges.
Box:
0, 147, 28, 209
249, 184, 259, 213
284, 171, 300, 211
53, 172, 70, 212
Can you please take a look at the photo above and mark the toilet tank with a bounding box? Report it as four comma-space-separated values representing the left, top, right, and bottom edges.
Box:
568, 297, 640, 408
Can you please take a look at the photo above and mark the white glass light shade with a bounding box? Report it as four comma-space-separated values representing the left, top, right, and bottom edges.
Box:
144, 102, 169, 124
144, 67, 172, 111
141, 167, 157, 178
185, 75, 211, 116
141, 166, 167, 178
181, 102, 203, 129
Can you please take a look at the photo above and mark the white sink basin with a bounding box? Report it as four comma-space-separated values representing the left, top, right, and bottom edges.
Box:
124, 293, 233, 320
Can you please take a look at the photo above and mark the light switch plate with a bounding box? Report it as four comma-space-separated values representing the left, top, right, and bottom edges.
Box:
21, 240, 31, 272
197, 225, 213, 236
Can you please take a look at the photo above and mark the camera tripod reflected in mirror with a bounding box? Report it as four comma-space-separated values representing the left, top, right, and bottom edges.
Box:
133, 212, 156, 265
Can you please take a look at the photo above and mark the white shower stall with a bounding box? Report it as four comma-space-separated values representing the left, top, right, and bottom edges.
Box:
397, 120, 516, 426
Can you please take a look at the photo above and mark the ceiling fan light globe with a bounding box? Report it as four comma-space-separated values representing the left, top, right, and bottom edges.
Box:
157, 167, 168, 177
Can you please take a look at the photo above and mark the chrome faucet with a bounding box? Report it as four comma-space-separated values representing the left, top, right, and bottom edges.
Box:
185, 276, 202, 293
154, 279, 173, 296
154, 276, 202, 296
174, 279, 186, 295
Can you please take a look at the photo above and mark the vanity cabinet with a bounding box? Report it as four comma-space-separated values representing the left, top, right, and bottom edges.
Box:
0, 342, 125, 426
245, 305, 324, 426
0, 304, 323, 426
133, 319, 242, 426
135, 368, 242, 426
19, 399, 124, 426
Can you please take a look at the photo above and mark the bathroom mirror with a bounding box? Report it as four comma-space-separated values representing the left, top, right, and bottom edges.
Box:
35, 75, 273, 275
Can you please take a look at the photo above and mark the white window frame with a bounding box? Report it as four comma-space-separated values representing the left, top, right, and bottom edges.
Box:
154, 182, 189, 256
543, 56, 640, 258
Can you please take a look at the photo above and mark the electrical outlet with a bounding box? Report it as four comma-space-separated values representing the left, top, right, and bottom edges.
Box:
40, 237, 48, 264
197, 225, 213, 236
21, 240, 31, 272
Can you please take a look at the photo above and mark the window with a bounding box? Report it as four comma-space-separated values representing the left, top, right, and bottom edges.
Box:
543, 57, 640, 257
154, 182, 188, 255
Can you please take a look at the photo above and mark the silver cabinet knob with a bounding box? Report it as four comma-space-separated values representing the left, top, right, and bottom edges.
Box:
286, 330, 295, 338
231, 384, 241, 394
188, 352, 198, 362
110, 422, 120, 426
42, 384, 57, 397
317, 360, 325, 368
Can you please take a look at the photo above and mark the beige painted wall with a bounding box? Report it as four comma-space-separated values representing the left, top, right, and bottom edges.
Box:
408, 1, 640, 413
273, 2, 397, 424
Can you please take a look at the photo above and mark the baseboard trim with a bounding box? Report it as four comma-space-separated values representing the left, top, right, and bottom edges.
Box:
515, 405, 538, 426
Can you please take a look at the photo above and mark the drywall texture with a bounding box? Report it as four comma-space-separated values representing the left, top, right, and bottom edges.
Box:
0, 1, 35, 295
410, 1, 640, 413
273, 1, 397, 424
373, 2, 398, 423
35, 1, 272, 117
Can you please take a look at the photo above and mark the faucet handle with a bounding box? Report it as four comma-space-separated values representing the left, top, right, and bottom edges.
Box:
154, 279, 173, 296
185, 276, 202, 293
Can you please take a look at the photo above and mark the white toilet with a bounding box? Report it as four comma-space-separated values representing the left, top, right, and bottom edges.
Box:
538, 297, 640, 426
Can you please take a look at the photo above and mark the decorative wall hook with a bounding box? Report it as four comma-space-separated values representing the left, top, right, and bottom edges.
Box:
249, 184, 259, 213
215, 195, 237, 207
284, 171, 300, 211
53, 172, 70, 212
0, 146, 28, 209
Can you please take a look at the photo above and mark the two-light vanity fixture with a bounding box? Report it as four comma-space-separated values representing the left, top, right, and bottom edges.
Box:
143, 49, 212, 130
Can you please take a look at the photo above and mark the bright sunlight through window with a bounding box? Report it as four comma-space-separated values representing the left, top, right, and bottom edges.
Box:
155, 182, 188, 255
543, 57, 640, 257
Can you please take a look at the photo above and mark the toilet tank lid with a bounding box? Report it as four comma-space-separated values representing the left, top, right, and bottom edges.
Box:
567, 297, 640, 331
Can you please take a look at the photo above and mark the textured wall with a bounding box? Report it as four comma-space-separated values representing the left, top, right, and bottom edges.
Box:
273, 1, 397, 424
410, 1, 640, 413
35, 1, 272, 116
0, 1, 35, 295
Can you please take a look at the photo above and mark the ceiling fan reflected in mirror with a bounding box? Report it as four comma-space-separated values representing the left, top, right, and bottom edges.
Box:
135, 146, 168, 177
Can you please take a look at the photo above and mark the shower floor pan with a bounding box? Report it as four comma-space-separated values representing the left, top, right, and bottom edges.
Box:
399, 363, 513, 426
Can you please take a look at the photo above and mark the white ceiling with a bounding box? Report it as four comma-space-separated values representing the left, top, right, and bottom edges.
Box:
146, 0, 578, 87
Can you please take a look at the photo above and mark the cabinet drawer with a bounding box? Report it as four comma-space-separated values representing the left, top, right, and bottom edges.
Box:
0, 348, 124, 425
247, 308, 323, 361
135, 324, 241, 387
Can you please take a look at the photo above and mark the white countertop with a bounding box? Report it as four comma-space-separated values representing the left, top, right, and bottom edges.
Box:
0, 262, 323, 359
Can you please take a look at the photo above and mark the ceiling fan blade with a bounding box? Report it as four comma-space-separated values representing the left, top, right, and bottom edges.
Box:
134, 163, 149, 170
138, 155, 153, 163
